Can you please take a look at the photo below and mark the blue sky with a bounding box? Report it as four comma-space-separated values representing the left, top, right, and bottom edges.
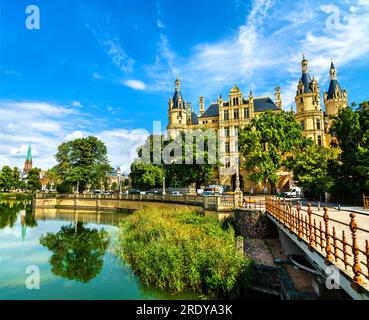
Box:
1, 0, 369, 172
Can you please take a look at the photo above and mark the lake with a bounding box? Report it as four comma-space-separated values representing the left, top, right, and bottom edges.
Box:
0, 199, 199, 300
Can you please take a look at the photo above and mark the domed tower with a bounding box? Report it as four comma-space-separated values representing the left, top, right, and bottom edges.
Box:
295, 56, 325, 146
167, 77, 190, 139
323, 61, 348, 145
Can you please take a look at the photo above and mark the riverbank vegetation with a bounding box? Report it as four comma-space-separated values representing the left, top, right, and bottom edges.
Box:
118, 207, 254, 299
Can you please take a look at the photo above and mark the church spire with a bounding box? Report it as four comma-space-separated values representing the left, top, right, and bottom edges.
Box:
26, 143, 32, 162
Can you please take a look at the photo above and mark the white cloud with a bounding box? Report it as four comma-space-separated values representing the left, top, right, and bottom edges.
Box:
144, 0, 369, 108
0, 100, 148, 173
157, 19, 165, 29
123, 79, 147, 90
92, 72, 102, 80
71, 100, 82, 108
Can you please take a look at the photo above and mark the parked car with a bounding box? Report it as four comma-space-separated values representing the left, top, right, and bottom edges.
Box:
202, 191, 216, 196
282, 187, 302, 198
128, 189, 141, 195
93, 190, 102, 194
171, 191, 182, 196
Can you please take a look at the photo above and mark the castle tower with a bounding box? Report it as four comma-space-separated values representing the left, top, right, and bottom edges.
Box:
275, 87, 282, 109
324, 61, 348, 117
23, 144, 32, 176
295, 56, 325, 146
167, 77, 189, 139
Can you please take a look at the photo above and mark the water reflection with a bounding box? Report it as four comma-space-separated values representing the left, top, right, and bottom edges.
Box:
0, 200, 37, 242
40, 222, 110, 283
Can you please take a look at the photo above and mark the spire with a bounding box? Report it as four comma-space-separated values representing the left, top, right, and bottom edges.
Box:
26, 144, 32, 161
175, 76, 181, 91
330, 60, 337, 80
301, 55, 308, 73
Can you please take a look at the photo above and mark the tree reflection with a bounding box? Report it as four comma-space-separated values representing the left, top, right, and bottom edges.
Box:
0, 200, 36, 229
40, 222, 110, 283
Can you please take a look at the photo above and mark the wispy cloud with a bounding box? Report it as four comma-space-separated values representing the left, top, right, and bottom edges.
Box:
83, 7, 135, 73
123, 79, 147, 90
144, 0, 369, 109
0, 100, 148, 172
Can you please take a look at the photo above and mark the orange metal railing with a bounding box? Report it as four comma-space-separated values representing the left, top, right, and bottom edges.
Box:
265, 196, 369, 290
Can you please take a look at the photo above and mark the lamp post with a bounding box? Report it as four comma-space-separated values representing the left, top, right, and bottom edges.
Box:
234, 162, 241, 194
162, 175, 166, 195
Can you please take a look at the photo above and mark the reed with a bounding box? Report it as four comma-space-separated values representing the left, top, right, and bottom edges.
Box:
118, 207, 254, 299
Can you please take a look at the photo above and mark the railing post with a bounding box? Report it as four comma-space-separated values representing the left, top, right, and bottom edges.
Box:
349, 213, 363, 286
308, 204, 314, 248
342, 230, 349, 270
296, 201, 302, 239
323, 207, 333, 263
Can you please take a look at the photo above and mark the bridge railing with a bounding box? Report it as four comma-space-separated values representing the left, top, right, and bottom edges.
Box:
265, 196, 369, 290
364, 194, 369, 210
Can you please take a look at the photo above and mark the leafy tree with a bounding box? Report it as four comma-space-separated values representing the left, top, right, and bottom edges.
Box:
55, 136, 111, 192
135, 132, 219, 189
27, 168, 42, 192
0, 166, 15, 191
238, 110, 305, 193
286, 143, 338, 199
40, 222, 109, 283
130, 161, 164, 189
111, 182, 118, 191
12, 167, 21, 190
330, 104, 369, 195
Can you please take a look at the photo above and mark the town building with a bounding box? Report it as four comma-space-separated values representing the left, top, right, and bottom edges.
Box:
166, 56, 348, 192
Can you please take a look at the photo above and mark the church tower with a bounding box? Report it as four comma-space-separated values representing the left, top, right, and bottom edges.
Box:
167, 77, 191, 139
23, 144, 33, 176
295, 56, 325, 146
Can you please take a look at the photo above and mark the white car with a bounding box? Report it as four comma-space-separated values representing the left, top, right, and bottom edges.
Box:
171, 191, 182, 196
284, 187, 302, 198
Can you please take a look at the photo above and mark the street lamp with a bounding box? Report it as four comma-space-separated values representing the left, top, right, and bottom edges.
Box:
163, 175, 166, 195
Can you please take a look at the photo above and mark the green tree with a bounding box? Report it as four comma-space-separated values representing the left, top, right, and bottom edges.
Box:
0, 166, 15, 191
27, 168, 42, 192
330, 104, 369, 195
135, 132, 220, 189
12, 167, 21, 190
111, 181, 118, 191
286, 143, 338, 199
55, 136, 111, 192
130, 161, 164, 189
40, 222, 109, 283
238, 110, 305, 193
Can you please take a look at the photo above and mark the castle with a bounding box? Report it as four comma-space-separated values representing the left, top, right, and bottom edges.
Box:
166, 56, 348, 192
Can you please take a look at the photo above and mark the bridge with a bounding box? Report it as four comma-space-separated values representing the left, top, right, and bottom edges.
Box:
265, 197, 369, 300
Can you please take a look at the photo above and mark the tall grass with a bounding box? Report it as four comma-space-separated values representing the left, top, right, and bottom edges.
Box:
118, 207, 254, 299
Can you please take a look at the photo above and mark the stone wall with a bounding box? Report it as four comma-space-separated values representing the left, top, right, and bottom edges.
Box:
234, 208, 279, 239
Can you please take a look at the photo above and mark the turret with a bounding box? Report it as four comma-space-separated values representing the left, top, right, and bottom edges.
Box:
275, 87, 282, 109
199, 96, 205, 116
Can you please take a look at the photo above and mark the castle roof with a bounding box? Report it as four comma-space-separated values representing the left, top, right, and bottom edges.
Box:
327, 79, 343, 100
172, 90, 184, 109
301, 72, 313, 93
191, 112, 199, 124
199, 97, 278, 118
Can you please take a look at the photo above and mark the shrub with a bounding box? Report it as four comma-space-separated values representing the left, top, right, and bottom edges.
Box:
118, 207, 254, 299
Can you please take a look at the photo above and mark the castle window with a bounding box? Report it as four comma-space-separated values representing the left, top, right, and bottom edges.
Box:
234, 109, 239, 120
224, 127, 230, 137
179, 111, 182, 118
224, 110, 229, 120
300, 98, 303, 103
225, 142, 230, 153
234, 126, 239, 137
316, 119, 321, 130
300, 120, 305, 130
244, 108, 250, 118
317, 135, 322, 146
225, 158, 230, 168
234, 141, 238, 152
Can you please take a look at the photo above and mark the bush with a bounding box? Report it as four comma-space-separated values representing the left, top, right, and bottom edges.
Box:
118, 207, 254, 299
